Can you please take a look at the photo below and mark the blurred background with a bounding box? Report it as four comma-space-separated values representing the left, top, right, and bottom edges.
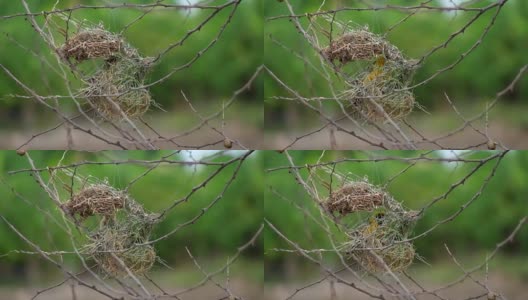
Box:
0, 0, 263, 149
264, 0, 528, 149
0, 150, 263, 299
264, 150, 528, 299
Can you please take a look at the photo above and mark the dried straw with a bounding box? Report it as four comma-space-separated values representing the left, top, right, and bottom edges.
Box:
322, 29, 403, 64
82, 56, 153, 119
325, 182, 387, 216
60, 28, 123, 61
343, 208, 418, 273
61, 183, 127, 220
343, 58, 418, 122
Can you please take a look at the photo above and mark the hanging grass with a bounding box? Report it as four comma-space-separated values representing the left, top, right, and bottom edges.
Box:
342, 57, 419, 122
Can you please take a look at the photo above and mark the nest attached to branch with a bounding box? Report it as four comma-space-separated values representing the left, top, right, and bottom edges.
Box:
322, 29, 403, 64
85, 198, 158, 277
325, 181, 387, 216
62, 183, 127, 220
82, 56, 153, 119
348, 240, 415, 273
62, 178, 158, 277
87, 211, 157, 277
59, 24, 154, 119
60, 29, 124, 62
316, 172, 420, 273
343, 208, 418, 273
343, 58, 418, 122
92, 244, 156, 277
320, 25, 420, 122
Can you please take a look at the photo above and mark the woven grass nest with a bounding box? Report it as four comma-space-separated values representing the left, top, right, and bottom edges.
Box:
322, 28, 419, 122
348, 239, 415, 273
343, 207, 420, 273
63, 182, 158, 277
343, 58, 417, 122
61, 183, 127, 220
60, 29, 123, 62
325, 179, 420, 273
82, 56, 153, 119
325, 181, 388, 216
87, 204, 158, 277
60, 26, 154, 119
322, 29, 403, 64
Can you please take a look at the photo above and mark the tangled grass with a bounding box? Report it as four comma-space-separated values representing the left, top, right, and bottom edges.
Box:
343, 57, 418, 122
59, 24, 154, 119
82, 55, 153, 119
85, 195, 158, 277
347, 238, 415, 273
342, 204, 420, 273
86, 204, 158, 277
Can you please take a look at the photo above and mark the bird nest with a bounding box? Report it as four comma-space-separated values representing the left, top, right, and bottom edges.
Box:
85, 199, 158, 277
61, 183, 127, 220
348, 239, 415, 273
86, 209, 157, 277
82, 56, 153, 119
322, 29, 403, 64
59, 28, 124, 62
343, 59, 417, 122
319, 25, 419, 122
59, 24, 154, 119
343, 209, 418, 273
62, 179, 158, 277
91, 243, 156, 277
317, 175, 420, 273
325, 181, 388, 216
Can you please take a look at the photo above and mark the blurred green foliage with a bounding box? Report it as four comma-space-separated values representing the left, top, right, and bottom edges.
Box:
0, 150, 263, 273
265, 0, 528, 122
264, 150, 528, 267
0, 0, 262, 121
